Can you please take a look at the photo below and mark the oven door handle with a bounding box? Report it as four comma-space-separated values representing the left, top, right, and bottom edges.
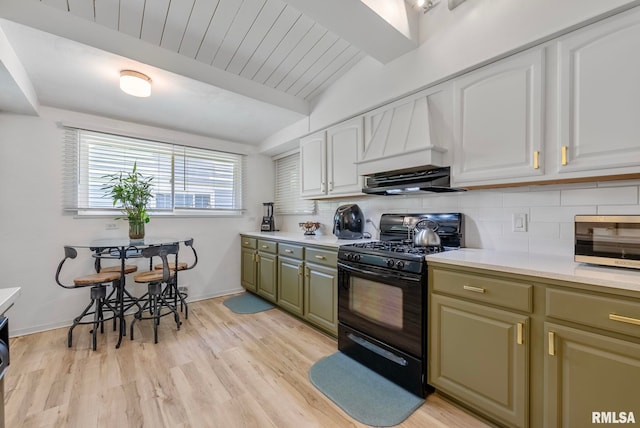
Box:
337, 262, 421, 283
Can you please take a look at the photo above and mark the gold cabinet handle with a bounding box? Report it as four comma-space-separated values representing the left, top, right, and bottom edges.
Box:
298, 264, 304, 276
609, 313, 640, 326
315, 255, 326, 260
329, 181, 334, 191
243, 241, 249, 245
321, 182, 325, 193
305, 266, 310, 277
261, 245, 269, 249
285, 249, 293, 254
533, 150, 540, 170
255, 253, 260, 263
463, 285, 485, 294
548, 331, 555, 356
517, 323, 524, 345
561, 146, 568, 166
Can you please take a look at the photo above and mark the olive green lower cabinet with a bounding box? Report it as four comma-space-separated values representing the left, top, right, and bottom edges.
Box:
429, 284, 530, 428
303, 246, 338, 335
241, 236, 338, 336
277, 243, 304, 316
545, 287, 640, 427
429, 262, 640, 428
256, 239, 278, 303
240, 238, 258, 292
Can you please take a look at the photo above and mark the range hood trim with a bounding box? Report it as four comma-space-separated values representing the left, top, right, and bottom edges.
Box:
362, 166, 466, 195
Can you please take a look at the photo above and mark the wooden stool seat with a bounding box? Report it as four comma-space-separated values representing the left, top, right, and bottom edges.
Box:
100, 264, 138, 274
134, 270, 173, 283
73, 271, 121, 286
153, 262, 188, 271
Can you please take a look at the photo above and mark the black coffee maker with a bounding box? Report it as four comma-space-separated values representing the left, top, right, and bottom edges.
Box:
261, 202, 276, 231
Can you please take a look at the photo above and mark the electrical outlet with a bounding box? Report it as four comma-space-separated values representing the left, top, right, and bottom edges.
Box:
105, 223, 118, 230
512, 213, 528, 232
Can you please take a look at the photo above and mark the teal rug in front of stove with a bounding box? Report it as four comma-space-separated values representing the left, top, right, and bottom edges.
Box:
309, 352, 425, 427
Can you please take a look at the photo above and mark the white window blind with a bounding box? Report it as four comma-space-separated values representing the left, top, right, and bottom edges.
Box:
63, 127, 245, 214
274, 153, 315, 215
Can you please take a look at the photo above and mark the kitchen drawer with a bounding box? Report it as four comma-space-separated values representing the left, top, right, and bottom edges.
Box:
305, 247, 337, 267
279, 243, 304, 259
257, 240, 277, 254
431, 268, 532, 313
546, 288, 640, 339
241, 236, 257, 249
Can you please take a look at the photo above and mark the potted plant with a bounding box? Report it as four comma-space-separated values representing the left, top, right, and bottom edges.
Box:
103, 162, 154, 240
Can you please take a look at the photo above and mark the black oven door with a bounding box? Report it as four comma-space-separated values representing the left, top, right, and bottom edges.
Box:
337, 261, 424, 358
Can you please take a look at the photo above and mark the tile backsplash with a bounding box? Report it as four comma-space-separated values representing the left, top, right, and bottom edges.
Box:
276, 180, 640, 257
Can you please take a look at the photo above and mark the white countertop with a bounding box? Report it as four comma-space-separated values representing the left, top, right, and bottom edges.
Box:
426, 249, 640, 293
0, 287, 21, 315
241, 231, 371, 248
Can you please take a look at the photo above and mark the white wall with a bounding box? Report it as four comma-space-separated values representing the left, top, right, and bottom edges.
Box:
306, 0, 640, 132
0, 107, 274, 336
276, 180, 640, 256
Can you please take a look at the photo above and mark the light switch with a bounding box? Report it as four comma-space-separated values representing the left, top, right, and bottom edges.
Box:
512, 213, 527, 232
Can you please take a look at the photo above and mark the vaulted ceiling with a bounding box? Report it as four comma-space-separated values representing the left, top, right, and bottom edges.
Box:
0, 0, 420, 145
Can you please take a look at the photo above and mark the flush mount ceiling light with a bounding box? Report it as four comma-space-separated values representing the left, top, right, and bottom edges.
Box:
119, 70, 151, 97
417, 0, 441, 13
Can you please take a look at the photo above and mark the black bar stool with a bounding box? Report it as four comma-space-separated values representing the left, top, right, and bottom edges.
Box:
55, 246, 120, 350
130, 244, 181, 343
152, 238, 198, 318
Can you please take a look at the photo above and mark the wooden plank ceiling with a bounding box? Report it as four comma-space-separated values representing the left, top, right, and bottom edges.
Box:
41, 0, 366, 101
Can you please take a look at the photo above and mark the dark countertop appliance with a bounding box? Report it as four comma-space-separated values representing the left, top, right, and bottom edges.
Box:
333, 204, 365, 239
337, 212, 463, 397
261, 202, 275, 232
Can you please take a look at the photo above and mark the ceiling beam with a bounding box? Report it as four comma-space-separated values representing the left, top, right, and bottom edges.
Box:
284, 0, 418, 64
0, 25, 38, 115
0, 0, 309, 115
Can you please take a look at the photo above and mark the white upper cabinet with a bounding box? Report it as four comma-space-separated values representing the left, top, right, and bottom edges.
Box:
452, 48, 545, 186
555, 7, 640, 176
300, 117, 363, 199
358, 84, 450, 176
326, 118, 364, 196
300, 131, 326, 198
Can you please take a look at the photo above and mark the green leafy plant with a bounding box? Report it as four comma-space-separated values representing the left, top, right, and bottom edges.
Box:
102, 162, 154, 224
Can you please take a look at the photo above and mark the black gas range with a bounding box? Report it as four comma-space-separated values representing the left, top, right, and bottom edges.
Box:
337, 213, 463, 397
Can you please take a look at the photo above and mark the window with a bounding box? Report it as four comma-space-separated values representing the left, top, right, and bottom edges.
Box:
274, 152, 315, 215
63, 128, 245, 215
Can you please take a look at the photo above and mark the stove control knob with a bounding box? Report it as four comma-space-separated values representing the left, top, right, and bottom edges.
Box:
347, 253, 353, 261
396, 261, 405, 270
354, 254, 361, 262
386, 259, 395, 268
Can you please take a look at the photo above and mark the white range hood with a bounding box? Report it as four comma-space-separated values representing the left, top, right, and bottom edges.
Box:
356, 89, 448, 176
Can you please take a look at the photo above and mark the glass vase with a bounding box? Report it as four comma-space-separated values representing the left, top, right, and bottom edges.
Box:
128, 219, 145, 240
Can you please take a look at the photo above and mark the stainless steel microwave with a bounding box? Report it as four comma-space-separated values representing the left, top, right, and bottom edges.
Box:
575, 215, 640, 269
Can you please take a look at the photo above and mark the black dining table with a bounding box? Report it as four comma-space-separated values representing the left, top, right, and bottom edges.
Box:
70, 237, 192, 348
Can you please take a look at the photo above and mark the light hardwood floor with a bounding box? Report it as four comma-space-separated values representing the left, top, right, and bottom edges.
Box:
6, 295, 489, 427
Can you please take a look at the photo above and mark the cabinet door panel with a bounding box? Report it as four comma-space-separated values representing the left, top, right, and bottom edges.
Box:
257, 253, 277, 303
545, 323, 640, 427
453, 48, 544, 185
326, 118, 363, 195
557, 8, 640, 173
300, 132, 326, 197
278, 257, 304, 316
304, 262, 337, 335
430, 294, 529, 428
241, 248, 257, 292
